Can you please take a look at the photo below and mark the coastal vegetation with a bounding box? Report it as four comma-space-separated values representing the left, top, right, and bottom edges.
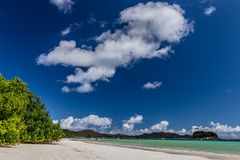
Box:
0, 74, 219, 146
0, 74, 63, 145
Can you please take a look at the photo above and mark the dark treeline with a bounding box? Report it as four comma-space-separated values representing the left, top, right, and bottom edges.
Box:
64, 130, 219, 140
63, 129, 192, 139
0, 74, 63, 145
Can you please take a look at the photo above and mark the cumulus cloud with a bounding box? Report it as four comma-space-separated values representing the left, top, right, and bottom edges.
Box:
50, 0, 74, 14
61, 23, 82, 36
125, 115, 143, 124
204, 6, 216, 16
74, 82, 94, 93
53, 120, 59, 124
55, 115, 240, 139
150, 121, 169, 131
192, 122, 240, 139
122, 123, 134, 131
59, 115, 112, 131
62, 85, 94, 93
122, 115, 143, 131
142, 81, 162, 90
37, 2, 193, 93
141, 121, 240, 139
173, 128, 189, 135
140, 120, 169, 133
137, 121, 240, 139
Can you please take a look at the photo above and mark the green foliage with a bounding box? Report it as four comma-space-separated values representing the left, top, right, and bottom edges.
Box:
0, 74, 63, 145
0, 116, 25, 145
21, 95, 63, 143
0, 75, 28, 145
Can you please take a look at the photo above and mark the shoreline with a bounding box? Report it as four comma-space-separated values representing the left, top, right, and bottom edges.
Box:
82, 139, 240, 160
0, 139, 239, 160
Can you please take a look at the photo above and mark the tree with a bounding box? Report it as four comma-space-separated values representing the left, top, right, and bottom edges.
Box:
0, 74, 63, 145
21, 95, 63, 143
0, 75, 28, 145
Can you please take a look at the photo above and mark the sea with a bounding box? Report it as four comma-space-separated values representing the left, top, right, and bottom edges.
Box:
95, 138, 240, 156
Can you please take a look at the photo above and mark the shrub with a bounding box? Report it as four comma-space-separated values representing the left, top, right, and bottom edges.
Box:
0, 74, 63, 145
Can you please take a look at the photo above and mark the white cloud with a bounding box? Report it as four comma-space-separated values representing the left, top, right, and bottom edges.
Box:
141, 121, 240, 139
204, 6, 216, 16
210, 122, 240, 133
56, 115, 240, 139
150, 121, 169, 131
176, 128, 189, 135
62, 86, 71, 93
62, 84, 94, 93
168, 128, 191, 135
37, 2, 193, 93
61, 27, 71, 36
125, 115, 143, 124
59, 115, 112, 131
74, 82, 94, 93
61, 23, 82, 36
122, 115, 143, 131
143, 81, 162, 90
139, 120, 169, 133
122, 123, 134, 131
139, 121, 240, 139
66, 67, 115, 84
192, 122, 240, 139
49, 0, 74, 14
53, 120, 59, 124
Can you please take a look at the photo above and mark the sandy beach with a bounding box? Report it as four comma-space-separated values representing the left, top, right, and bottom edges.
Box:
1, 139, 238, 160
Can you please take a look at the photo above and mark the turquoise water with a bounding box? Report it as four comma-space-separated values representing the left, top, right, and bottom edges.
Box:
97, 139, 240, 156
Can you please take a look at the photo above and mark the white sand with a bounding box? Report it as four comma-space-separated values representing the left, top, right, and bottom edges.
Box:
0, 139, 228, 160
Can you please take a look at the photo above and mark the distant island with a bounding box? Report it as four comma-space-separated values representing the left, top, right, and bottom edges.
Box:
63, 129, 218, 140
192, 131, 219, 140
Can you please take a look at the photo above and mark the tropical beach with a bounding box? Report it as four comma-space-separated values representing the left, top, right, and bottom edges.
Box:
1, 0, 240, 159
1, 139, 239, 160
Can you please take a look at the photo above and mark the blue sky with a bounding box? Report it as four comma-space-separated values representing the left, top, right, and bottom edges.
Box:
1, 0, 240, 138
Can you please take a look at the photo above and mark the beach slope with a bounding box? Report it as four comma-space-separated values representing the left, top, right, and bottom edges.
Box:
0, 139, 219, 160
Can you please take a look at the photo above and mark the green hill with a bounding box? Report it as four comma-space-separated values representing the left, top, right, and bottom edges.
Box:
63, 129, 192, 139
